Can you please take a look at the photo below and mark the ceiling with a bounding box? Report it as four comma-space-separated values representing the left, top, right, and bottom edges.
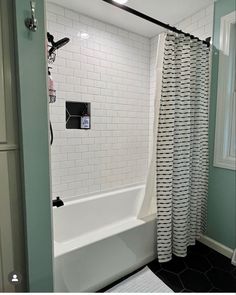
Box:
48, 0, 213, 37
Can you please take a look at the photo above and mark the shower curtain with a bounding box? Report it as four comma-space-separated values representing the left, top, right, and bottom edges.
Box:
138, 33, 166, 218
156, 32, 210, 262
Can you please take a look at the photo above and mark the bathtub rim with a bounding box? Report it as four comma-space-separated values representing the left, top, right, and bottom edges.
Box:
56, 183, 146, 206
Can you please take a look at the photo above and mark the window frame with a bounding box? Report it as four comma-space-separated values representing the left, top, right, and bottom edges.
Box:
214, 10, 236, 170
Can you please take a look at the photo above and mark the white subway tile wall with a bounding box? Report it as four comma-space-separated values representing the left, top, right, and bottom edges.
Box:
175, 4, 214, 40
47, 3, 151, 200
47, 2, 214, 201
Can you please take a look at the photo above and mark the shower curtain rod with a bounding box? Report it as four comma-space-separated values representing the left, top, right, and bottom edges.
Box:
102, 0, 211, 47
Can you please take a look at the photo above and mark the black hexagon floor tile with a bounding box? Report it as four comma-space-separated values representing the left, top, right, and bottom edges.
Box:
207, 251, 235, 272
148, 258, 161, 273
188, 241, 212, 256
161, 255, 186, 274
185, 251, 211, 272
210, 288, 224, 292
157, 270, 184, 292
180, 269, 212, 292
98, 266, 144, 292
100, 242, 236, 293
207, 268, 236, 292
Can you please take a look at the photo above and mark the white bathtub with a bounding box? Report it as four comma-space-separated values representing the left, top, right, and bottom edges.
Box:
53, 185, 157, 292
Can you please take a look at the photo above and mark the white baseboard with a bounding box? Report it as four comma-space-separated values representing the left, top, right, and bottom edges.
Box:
232, 249, 236, 266
198, 234, 234, 260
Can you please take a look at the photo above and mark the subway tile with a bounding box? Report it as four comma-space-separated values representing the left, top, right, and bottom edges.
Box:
47, 2, 65, 16
65, 8, 80, 21
57, 15, 73, 27
48, 2, 213, 200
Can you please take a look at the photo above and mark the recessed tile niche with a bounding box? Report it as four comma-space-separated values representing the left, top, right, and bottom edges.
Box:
66, 101, 91, 129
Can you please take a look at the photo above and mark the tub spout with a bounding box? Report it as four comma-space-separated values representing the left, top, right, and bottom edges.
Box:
53, 197, 64, 208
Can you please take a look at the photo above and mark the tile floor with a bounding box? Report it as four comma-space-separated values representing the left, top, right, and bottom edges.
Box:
100, 242, 236, 293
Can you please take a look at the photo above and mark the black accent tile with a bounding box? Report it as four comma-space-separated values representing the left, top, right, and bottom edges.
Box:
148, 258, 161, 273
157, 270, 183, 292
207, 251, 235, 272
182, 289, 193, 292
66, 116, 80, 129
207, 268, 236, 292
180, 269, 212, 292
66, 101, 91, 129
185, 252, 211, 272
161, 255, 186, 274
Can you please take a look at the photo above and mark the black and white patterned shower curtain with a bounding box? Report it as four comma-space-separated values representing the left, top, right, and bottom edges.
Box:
156, 32, 210, 263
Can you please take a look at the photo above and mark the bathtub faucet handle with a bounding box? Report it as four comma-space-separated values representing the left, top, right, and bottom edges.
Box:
53, 196, 64, 208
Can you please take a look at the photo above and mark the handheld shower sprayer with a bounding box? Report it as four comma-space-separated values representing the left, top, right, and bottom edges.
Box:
47, 32, 70, 61
47, 33, 70, 146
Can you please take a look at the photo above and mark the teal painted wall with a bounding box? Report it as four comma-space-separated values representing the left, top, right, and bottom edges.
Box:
207, 0, 236, 249
13, 0, 53, 291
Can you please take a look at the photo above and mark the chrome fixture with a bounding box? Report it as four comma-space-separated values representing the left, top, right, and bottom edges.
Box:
25, 1, 37, 32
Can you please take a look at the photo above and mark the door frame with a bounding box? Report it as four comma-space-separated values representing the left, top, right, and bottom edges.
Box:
13, 0, 54, 291
0, 0, 27, 291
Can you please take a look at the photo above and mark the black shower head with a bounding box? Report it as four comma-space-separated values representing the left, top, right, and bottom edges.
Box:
47, 32, 70, 56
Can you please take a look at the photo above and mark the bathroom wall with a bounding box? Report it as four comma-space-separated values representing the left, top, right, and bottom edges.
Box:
174, 4, 214, 41
47, 3, 151, 200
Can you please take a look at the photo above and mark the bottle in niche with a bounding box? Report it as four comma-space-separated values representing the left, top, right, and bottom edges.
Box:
48, 70, 56, 103
81, 114, 90, 129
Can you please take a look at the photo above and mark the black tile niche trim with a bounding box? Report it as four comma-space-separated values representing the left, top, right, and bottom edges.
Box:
66, 101, 91, 129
